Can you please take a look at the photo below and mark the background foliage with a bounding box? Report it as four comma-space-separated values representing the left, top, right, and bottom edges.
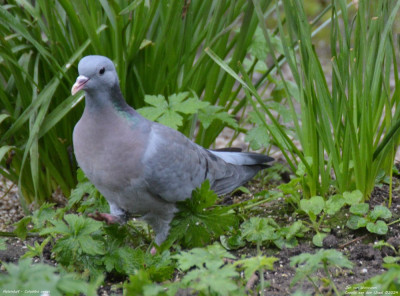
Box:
0, 0, 271, 208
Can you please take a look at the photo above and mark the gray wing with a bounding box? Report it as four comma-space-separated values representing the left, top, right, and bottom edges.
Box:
141, 123, 211, 202
141, 123, 271, 202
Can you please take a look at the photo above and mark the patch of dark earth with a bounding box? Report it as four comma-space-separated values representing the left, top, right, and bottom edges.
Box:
1, 170, 399, 295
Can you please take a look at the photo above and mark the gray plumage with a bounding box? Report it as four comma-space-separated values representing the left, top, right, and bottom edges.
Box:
71, 55, 273, 245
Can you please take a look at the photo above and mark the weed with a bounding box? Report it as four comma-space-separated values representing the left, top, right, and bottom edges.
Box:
290, 249, 353, 295
346, 204, 392, 235
346, 264, 400, 294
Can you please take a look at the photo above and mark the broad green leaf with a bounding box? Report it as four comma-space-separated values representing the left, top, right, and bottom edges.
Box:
346, 215, 363, 230
246, 125, 270, 150
173, 243, 235, 271
158, 109, 183, 130
383, 256, 400, 264
182, 264, 240, 295
171, 96, 208, 114
312, 233, 327, 247
300, 196, 325, 216
325, 194, 346, 215
167, 181, 238, 248
369, 205, 392, 221
240, 217, 278, 244
13, 216, 32, 240
366, 221, 388, 235
198, 105, 238, 130
349, 203, 369, 215
286, 221, 303, 240
235, 255, 278, 280
343, 190, 363, 205
77, 236, 105, 255
290, 249, 352, 286
138, 92, 209, 130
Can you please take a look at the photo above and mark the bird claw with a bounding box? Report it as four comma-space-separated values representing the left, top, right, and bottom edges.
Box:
88, 211, 118, 224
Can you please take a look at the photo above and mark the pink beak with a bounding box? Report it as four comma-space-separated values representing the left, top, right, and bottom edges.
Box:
71, 75, 89, 95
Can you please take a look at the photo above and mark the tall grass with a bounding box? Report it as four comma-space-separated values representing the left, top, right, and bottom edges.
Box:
208, 0, 400, 201
0, 0, 269, 209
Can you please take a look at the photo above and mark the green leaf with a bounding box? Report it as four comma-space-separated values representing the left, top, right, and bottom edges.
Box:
349, 203, 370, 215
347, 264, 400, 293
325, 194, 346, 215
157, 109, 183, 130
173, 243, 235, 271
171, 94, 208, 114
182, 264, 239, 295
343, 190, 363, 205
366, 221, 388, 235
383, 256, 400, 264
0, 258, 94, 295
138, 92, 209, 130
67, 170, 98, 209
167, 181, 238, 248
220, 233, 246, 250
246, 125, 270, 150
300, 196, 325, 216
77, 236, 105, 255
286, 221, 303, 240
290, 249, 352, 286
240, 217, 278, 244
235, 255, 278, 281
312, 233, 327, 247
198, 105, 238, 130
13, 216, 32, 240
0, 238, 6, 251
369, 205, 392, 221
346, 215, 363, 230
124, 270, 153, 295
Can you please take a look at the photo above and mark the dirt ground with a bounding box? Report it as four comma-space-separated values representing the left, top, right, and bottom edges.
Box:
0, 168, 399, 295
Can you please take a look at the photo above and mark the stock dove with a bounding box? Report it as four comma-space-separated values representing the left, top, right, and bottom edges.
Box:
71, 55, 273, 246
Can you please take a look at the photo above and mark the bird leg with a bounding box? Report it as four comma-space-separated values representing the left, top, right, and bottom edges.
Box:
88, 211, 119, 224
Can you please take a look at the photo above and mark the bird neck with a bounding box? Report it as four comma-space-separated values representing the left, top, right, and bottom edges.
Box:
83, 83, 141, 124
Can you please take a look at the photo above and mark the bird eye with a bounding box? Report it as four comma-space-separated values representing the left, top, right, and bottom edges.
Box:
99, 67, 105, 75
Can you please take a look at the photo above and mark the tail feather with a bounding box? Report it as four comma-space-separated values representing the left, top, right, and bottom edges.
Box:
207, 149, 274, 166
206, 149, 274, 195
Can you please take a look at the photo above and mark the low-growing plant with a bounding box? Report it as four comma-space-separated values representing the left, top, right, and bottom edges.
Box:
0, 258, 102, 296
373, 240, 400, 264
290, 249, 353, 295
165, 180, 239, 249
346, 204, 392, 235
346, 263, 400, 294
299, 190, 363, 246
239, 216, 306, 250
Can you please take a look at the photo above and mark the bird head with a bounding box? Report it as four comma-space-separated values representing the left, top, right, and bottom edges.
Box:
71, 55, 119, 96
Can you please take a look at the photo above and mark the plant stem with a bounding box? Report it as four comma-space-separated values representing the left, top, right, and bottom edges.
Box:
323, 262, 341, 296
0, 231, 39, 238
257, 241, 265, 294
388, 218, 400, 226
306, 274, 320, 294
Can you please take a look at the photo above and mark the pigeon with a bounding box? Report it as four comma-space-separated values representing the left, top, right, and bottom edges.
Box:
71, 55, 273, 247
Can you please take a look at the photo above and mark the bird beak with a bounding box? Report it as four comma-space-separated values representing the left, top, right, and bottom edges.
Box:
71, 75, 90, 95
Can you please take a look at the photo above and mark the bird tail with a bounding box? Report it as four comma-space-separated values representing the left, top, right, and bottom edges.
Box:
206, 148, 274, 195
208, 148, 274, 167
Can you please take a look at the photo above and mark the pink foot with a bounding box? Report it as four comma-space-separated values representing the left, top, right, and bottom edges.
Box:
150, 246, 157, 255
88, 211, 119, 224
